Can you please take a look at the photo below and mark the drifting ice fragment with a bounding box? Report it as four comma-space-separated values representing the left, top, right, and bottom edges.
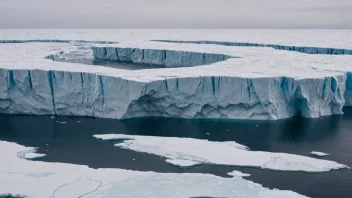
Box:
310, 151, 330, 157
166, 159, 201, 167
227, 170, 251, 177
17, 148, 46, 159
93, 134, 348, 172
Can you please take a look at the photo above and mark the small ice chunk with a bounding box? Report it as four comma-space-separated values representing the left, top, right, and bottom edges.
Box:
166, 159, 201, 167
310, 151, 330, 157
227, 170, 250, 177
58, 121, 67, 124
23, 153, 46, 159
17, 149, 46, 159
77, 121, 81, 123
50, 116, 55, 119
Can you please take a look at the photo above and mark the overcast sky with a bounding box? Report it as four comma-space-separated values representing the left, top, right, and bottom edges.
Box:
1, 0, 351, 29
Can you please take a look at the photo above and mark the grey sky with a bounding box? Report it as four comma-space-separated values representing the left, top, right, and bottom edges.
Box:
0, 0, 351, 29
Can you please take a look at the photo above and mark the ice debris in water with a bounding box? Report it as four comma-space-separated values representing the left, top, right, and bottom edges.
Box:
165, 159, 201, 167
227, 170, 251, 177
310, 151, 330, 157
17, 148, 46, 159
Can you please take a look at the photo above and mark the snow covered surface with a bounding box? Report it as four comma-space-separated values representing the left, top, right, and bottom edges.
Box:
165, 159, 201, 167
310, 151, 330, 157
93, 134, 348, 172
0, 140, 307, 198
0, 29, 351, 49
227, 170, 251, 177
1, 30, 352, 120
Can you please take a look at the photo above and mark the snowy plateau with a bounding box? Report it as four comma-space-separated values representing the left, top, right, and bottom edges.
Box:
0, 29, 352, 120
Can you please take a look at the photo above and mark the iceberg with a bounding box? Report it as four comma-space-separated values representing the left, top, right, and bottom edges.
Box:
227, 170, 251, 177
93, 134, 348, 172
0, 140, 307, 198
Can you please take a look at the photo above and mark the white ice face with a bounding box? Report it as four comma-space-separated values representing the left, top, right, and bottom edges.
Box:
94, 134, 348, 172
0, 140, 308, 198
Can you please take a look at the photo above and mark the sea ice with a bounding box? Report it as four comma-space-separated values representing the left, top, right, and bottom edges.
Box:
165, 159, 201, 167
0, 140, 307, 198
310, 151, 330, 157
93, 134, 348, 172
227, 170, 251, 177
17, 148, 46, 159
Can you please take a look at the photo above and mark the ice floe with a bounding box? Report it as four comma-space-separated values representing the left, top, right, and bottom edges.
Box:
310, 151, 330, 157
93, 134, 348, 172
227, 170, 251, 177
165, 159, 201, 167
17, 148, 46, 159
0, 140, 307, 198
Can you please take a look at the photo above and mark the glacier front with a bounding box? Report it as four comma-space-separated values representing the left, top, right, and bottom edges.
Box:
0, 30, 352, 120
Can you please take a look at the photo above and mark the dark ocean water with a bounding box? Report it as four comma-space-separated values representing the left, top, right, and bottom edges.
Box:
1, 108, 352, 198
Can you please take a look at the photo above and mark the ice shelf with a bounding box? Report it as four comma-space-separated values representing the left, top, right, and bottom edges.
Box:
0, 32, 352, 120
153, 40, 352, 55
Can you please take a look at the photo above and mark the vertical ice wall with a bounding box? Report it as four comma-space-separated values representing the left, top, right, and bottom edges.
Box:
345, 72, 352, 106
0, 68, 346, 120
152, 40, 352, 55
92, 47, 232, 67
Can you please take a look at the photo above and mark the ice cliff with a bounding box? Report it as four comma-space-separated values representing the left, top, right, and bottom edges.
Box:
153, 40, 352, 55
92, 47, 232, 67
0, 68, 346, 120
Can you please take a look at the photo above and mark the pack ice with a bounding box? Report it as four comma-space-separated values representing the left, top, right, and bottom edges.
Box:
1, 30, 352, 120
94, 134, 347, 172
0, 140, 308, 198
